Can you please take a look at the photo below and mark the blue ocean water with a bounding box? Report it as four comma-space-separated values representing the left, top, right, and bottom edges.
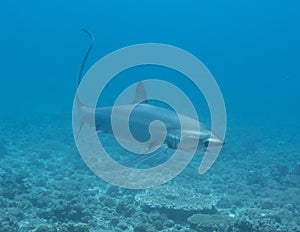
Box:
0, 1, 300, 231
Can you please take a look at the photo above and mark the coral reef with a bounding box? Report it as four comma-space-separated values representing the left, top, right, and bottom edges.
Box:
135, 184, 217, 211
0, 116, 299, 231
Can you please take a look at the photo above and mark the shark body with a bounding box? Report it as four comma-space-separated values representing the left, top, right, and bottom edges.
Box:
75, 30, 224, 164
80, 103, 223, 153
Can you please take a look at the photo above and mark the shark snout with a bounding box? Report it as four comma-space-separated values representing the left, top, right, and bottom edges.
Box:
204, 135, 225, 147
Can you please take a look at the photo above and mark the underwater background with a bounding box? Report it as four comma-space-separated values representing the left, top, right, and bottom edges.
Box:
0, 0, 300, 231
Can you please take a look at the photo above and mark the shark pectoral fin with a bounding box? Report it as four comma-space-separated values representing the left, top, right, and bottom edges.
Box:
132, 81, 148, 104
75, 122, 84, 140
148, 143, 169, 155
126, 144, 169, 167
147, 143, 160, 153
76, 121, 97, 140
177, 135, 199, 153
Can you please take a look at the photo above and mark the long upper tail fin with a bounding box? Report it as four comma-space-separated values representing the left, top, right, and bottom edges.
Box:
76, 29, 95, 89
75, 29, 94, 139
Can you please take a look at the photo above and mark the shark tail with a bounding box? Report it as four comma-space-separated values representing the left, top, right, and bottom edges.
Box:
76, 29, 94, 89
75, 29, 95, 139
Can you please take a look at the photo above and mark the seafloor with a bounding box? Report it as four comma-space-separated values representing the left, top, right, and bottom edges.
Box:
0, 114, 299, 232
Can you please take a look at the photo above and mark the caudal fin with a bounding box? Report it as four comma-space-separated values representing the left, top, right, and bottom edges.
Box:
76, 29, 95, 89
75, 29, 95, 138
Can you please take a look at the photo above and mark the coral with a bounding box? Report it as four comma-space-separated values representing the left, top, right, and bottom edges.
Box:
110, 217, 119, 226
153, 219, 163, 230
135, 184, 218, 223
133, 223, 155, 232
34, 224, 55, 232
260, 198, 274, 210
246, 172, 266, 186
106, 185, 120, 197
116, 202, 136, 217
0, 214, 19, 232
188, 213, 231, 230
164, 219, 175, 228
216, 197, 232, 209
135, 184, 217, 211
232, 219, 257, 232
65, 222, 89, 232
117, 222, 129, 230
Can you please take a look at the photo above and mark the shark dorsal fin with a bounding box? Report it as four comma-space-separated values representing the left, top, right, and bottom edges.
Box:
132, 81, 148, 104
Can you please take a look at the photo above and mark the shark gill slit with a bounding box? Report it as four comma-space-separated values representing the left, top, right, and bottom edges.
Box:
166, 133, 180, 150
